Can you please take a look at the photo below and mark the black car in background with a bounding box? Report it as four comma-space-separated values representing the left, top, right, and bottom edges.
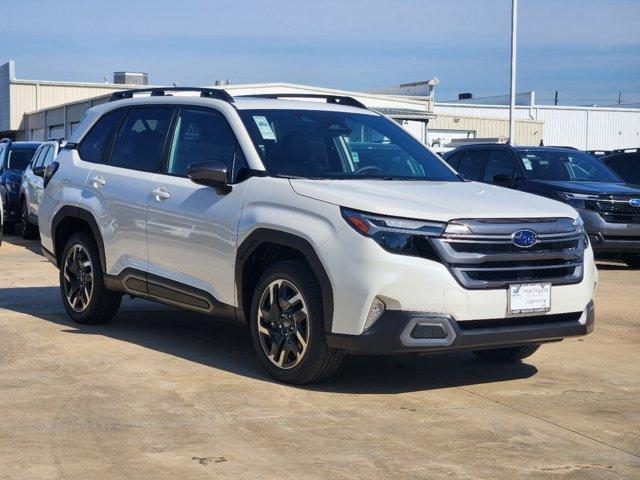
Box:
601, 148, 640, 185
443, 145, 640, 267
0, 139, 40, 232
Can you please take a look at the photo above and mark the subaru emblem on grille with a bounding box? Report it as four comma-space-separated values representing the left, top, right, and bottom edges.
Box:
511, 229, 539, 248
629, 198, 640, 208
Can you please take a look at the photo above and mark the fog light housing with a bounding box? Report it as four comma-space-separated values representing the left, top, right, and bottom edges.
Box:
364, 297, 385, 331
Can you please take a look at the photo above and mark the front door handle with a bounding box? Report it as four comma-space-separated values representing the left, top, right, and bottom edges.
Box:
91, 176, 106, 188
152, 187, 171, 202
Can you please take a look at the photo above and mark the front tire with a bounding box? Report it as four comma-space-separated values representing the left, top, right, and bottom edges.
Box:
18, 201, 38, 239
60, 232, 121, 324
473, 344, 540, 362
249, 260, 345, 384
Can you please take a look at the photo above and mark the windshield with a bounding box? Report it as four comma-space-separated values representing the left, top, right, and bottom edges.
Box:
239, 109, 459, 181
516, 149, 623, 183
6, 147, 38, 171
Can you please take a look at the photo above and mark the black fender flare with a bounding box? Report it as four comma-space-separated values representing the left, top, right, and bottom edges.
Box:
235, 228, 334, 333
51, 206, 106, 271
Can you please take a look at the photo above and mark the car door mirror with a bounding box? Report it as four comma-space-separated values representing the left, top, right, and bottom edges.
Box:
33, 166, 46, 178
492, 173, 513, 186
187, 160, 231, 194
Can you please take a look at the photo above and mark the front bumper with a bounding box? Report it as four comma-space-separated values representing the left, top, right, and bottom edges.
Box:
579, 208, 640, 254
327, 301, 595, 354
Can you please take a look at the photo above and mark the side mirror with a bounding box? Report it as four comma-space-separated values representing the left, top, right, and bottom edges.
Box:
492, 173, 513, 186
187, 160, 231, 194
33, 166, 46, 178
43, 162, 59, 188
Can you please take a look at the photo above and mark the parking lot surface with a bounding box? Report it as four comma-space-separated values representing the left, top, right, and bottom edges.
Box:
0, 235, 639, 479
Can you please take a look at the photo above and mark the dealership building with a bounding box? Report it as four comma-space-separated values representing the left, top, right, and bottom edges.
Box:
1, 60, 639, 150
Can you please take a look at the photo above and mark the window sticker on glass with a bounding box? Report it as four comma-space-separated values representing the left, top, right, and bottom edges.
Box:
522, 158, 533, 170
253, 116, 276, 140
351, 151, 360, 163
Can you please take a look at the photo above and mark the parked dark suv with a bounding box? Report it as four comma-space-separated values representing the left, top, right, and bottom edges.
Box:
601, 148, 640, 185
0, 139, 40, 232
443, 144, 640, 267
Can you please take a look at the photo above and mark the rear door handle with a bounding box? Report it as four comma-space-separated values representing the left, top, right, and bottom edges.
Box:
91, 176, 106, 188
152, 187, 171, 202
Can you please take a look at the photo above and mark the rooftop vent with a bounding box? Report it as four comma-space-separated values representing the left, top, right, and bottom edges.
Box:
113, 72, 148, 86
214, 79, 230, 86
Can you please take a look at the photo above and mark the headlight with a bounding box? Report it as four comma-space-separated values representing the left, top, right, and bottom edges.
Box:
573, 216, 589, 246
5, 181, 20, 193
558, 192, 598, 209
341, 208, 445, 260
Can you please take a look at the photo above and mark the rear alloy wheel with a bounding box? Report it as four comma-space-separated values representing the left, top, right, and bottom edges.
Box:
60, 232, 121, 324
19, 201, 38, 239
473, 344, 540, 363
250, 261, 345, 384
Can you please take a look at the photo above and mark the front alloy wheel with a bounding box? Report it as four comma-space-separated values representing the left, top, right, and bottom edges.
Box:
256, 279, 310, 369
62, 244, 94, 313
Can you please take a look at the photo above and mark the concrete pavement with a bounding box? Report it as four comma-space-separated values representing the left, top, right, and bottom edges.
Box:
0, 235, 639, 479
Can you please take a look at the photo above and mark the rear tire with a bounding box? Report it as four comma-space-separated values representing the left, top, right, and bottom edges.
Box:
623, 254, 640, 269
249, 260, 345, 385
473, 344, 540, 362
60, 232, 121, 325
18, 201, 38, 239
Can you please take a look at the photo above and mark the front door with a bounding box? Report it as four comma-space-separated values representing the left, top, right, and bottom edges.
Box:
146, 107, 249, 308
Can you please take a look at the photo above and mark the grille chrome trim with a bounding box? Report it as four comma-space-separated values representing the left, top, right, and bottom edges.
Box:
431, 218, 585, 289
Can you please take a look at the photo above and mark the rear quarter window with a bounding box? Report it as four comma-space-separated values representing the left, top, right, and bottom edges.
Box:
78, 109, 127, 164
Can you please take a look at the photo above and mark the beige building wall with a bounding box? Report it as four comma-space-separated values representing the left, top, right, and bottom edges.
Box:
430, 113, 544, 145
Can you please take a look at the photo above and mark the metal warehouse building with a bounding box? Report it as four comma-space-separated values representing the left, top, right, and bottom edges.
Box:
1, 59, 639, 150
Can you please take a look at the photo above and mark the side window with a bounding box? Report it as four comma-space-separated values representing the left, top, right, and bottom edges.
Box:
31, 146, 46, 168
445, 152, 463, 169
78, 109, 126, 164
167, 108, 239, 178
484, 150, 516, 183
602, 155, 621, 172
618, 155, 640, 184
457, 150, 486, 181
111, 107, 174, 173
42, 145, 56, 167
0, 145, 5, 167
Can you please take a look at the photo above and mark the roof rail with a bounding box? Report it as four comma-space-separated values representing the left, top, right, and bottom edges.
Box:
109, 87, 234, 103
238, 93, 367, 110
0, 138, 11, 144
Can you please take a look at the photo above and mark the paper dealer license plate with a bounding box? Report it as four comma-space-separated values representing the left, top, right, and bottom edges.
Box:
508, 283, 551, 314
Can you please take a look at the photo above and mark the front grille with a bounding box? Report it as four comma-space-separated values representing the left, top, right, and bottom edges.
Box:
430, 218, 585, 289
597, 197, 640, 224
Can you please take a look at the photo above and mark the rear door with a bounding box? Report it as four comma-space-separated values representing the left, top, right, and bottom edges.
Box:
86, 106, 174, 276
146, 106, 250, 307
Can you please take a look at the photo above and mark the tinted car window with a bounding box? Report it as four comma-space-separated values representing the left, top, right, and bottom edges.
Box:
6, 146, 38, 171
516, 150, 622, 182
167, 108, 238, 177
457, 150, 486, 181
239, 110, 459, 181
79, 109, 126, 164
111, 107, 173, 173
31, 146, 46, 168
617, 154, 640, 184
445, 151, 463, 169
42, 145, 56, 167
484, 150, 516, 182
601, 154, 622, 171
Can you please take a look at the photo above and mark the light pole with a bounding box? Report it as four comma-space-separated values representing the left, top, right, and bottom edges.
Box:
509, 0, 518, 145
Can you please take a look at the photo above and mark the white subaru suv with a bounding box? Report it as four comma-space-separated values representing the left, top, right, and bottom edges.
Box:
38, 87, 597, 384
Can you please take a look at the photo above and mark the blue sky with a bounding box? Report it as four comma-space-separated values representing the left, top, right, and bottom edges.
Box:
4, 0, 640, 105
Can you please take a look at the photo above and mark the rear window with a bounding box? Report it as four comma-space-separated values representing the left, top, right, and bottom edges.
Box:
6, 147, 38, 171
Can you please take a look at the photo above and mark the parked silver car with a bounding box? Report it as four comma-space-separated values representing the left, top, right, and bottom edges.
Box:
19, 140, 63, 238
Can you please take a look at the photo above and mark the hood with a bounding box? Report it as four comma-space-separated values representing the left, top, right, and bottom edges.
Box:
526, 180, 640, 195
289, 179, 578, 222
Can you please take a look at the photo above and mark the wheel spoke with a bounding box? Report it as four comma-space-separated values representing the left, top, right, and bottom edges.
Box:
295, 330, 307, 353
